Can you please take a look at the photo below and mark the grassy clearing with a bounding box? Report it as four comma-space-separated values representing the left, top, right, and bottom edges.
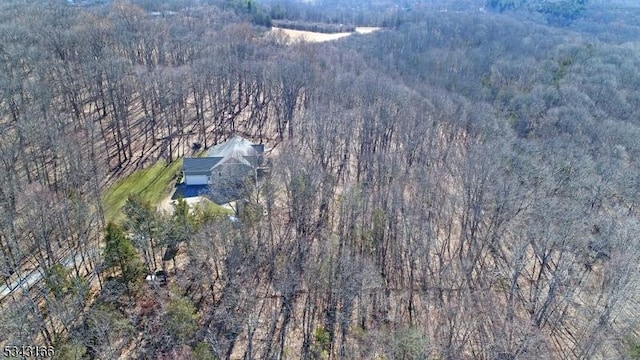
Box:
271, 26, 381, 44
102, 159, 183, 223
194, 198, 235, 220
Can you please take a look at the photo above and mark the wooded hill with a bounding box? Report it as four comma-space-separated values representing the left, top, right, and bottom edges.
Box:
0, 0, 639, 359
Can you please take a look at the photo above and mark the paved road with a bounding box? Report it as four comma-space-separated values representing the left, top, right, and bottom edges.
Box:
0, 267, 44, 299
0, 250, 96, 301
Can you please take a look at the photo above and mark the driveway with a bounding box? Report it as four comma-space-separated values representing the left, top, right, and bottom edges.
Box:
0, 249, 98, 301
158, 184, 238, 215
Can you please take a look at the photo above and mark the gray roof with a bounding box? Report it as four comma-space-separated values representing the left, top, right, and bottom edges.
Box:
242, 155, 262, 167
251, 144, 265, 154
206, 136, 264, 167
184, 136, 265, 175
183, 157, 223, 175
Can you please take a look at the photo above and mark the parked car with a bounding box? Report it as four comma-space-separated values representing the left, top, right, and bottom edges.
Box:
145, 270, 167, 286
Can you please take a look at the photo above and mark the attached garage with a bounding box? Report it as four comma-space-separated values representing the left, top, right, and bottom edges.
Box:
182, 157, 222, 185
184, 174, 209, 185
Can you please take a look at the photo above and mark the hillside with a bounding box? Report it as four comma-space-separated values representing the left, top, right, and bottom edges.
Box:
0, 0, 639, 359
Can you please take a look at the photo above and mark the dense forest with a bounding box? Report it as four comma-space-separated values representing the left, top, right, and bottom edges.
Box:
1, 0, 640, 358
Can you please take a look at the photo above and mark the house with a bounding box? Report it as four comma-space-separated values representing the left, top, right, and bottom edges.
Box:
182, 136, 265, 187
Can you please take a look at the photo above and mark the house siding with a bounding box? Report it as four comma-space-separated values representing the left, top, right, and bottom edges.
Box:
210, 162, 254, 189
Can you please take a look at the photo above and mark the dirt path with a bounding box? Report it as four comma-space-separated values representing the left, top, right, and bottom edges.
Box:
157, 187, 178, 215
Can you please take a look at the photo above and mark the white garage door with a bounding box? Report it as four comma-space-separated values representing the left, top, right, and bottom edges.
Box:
185, 175, 208, 185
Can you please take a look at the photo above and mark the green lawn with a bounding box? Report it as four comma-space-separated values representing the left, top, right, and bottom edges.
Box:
199, 198, 235, 217
102, 159, 183, 223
